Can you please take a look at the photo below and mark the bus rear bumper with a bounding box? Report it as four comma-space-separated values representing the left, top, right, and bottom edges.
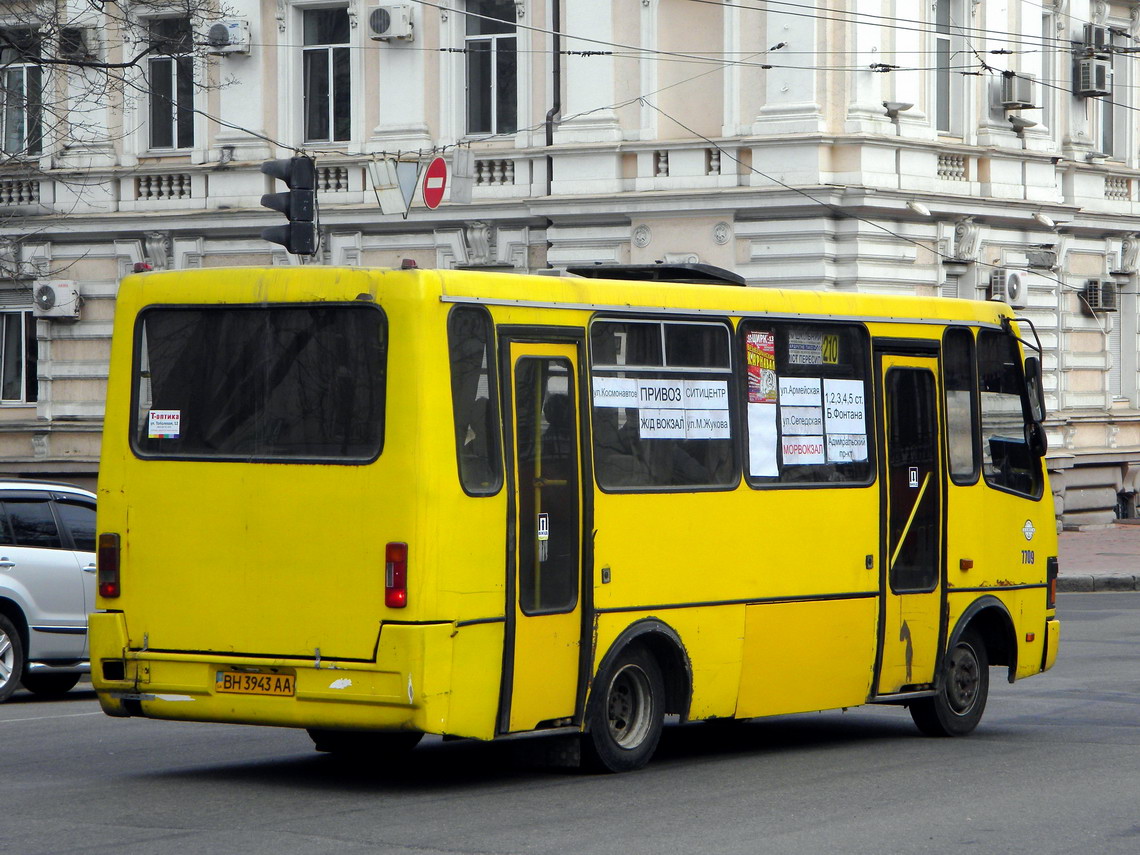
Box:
89, 612, 482, 735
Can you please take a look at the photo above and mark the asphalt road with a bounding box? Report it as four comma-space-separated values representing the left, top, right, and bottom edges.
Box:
2, 593, 1138, 855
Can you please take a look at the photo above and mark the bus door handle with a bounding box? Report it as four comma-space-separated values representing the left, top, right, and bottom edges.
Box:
533, 478, 568, 487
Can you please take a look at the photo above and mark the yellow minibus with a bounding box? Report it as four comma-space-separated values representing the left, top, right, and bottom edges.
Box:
91, 264, 1059, 771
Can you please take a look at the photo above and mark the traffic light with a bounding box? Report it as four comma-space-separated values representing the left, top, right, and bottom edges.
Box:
260, 156, 318, 255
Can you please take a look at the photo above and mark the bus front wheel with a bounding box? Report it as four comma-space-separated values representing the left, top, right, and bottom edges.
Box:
910, 629, 989, 737
582, 647, 664, 773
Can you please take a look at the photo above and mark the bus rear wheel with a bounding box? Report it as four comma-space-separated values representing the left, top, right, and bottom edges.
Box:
307, 729, 423, 757
582, 647, 664, 773
910, 629, 989, 737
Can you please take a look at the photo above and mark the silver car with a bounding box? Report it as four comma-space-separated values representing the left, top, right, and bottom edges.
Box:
0, 481, 96, 702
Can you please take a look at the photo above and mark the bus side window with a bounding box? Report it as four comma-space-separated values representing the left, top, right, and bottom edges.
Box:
977, 329, 1043, 499
741, 321, 873, 487
589, 319, 735, 491
447, 306, 503, 495
943, 327, 979, 485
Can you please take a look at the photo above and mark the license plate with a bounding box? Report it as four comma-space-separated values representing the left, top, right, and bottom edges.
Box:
215, 670, 295, 697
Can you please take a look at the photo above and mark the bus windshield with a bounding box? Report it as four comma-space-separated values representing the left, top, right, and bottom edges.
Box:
131, 304, 386, 462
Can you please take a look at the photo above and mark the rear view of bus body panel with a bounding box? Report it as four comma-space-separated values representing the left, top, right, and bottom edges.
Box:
93, 268, 506, 740
91, 612, 504, 738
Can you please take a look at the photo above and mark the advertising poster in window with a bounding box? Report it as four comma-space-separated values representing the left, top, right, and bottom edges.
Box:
592, 375, 638, 408
746, 330, 777, 404
787, 330, 841, 366
787, 330, 823, 365
593, 375, 731, 440
638, 409, 687, 439
781, 436, 826, 465
778, 376, 822, 406
824, 378, 868, 462
777, 377, 823, 465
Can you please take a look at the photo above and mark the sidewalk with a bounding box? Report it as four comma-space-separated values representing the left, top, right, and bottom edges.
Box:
1057, 521, 1140, 592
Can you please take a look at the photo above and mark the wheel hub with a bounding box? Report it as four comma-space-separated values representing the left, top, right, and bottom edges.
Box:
945, 644, 980, 715
607, 664, 652, 749
0, 629, 14, 686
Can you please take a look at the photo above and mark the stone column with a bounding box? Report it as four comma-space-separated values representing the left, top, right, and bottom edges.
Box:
752, 1, 825, 134
212, 0, 272, 162
844, 0, 893, 134
555, 0, 622, 142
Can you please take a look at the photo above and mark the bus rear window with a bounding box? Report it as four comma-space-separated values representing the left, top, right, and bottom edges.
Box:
132, 305, 386, 462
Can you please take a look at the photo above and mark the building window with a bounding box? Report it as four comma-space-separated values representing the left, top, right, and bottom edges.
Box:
466, 0, 516, 135
147, 18, 194, 150
303, 8, 351, 143
0, 310, 37, 404
1108, 313, 1121, 399
1040, 11, 1054, 135
1099, 32, 1128, 161
933, 0, 963, 136
0, 29, 43, 156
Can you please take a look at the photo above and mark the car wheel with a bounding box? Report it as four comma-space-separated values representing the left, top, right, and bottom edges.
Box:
910, 629, 989, 737
581, 646, 665, 773
307, 729, 423, 757
20, 672, 81, 697
0, 614, 25, 703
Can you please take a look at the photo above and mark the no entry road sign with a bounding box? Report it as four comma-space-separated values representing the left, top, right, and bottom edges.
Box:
423, 156, 447, 209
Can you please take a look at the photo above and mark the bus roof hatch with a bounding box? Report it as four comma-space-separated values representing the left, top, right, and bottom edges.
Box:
564, 262, 746, 287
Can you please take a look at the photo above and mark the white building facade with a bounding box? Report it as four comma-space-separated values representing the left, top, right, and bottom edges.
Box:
2, 0, 1139, 524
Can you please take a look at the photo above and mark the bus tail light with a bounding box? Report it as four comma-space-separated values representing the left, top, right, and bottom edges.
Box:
385, 542, 408, 608
98, 533, 121, 598
1046, 556, 1058, 609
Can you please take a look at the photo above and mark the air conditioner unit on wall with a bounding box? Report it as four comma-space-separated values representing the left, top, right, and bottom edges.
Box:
203, 19, 250, 54
1076, 57, 1112, 97
367, 5, 414, 41
1083, 23, 1110, 55
989, 269, 1029, 308
999, 74, 1036, 110
1084, 279, 1119, 312
59, 28, 95, 61
32, 281, 81, 320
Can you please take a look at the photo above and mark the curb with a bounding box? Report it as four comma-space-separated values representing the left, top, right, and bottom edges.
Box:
1058, 576, 1140, 593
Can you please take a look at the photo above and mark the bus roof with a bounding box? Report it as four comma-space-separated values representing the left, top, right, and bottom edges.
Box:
119, 266, 1014, 328
433, 268, 1013, 327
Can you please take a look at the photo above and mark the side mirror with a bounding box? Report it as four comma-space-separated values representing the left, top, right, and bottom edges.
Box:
1024, 356, 1046, 423
1025, 420, 1048, 458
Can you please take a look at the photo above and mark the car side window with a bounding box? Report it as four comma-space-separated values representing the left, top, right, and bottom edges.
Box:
55, 501, 96, 552
1, 500, 63, 549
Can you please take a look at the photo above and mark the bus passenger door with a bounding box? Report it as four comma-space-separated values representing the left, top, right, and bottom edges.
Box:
875, 354, 944, 696
503, 342, 585, 733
